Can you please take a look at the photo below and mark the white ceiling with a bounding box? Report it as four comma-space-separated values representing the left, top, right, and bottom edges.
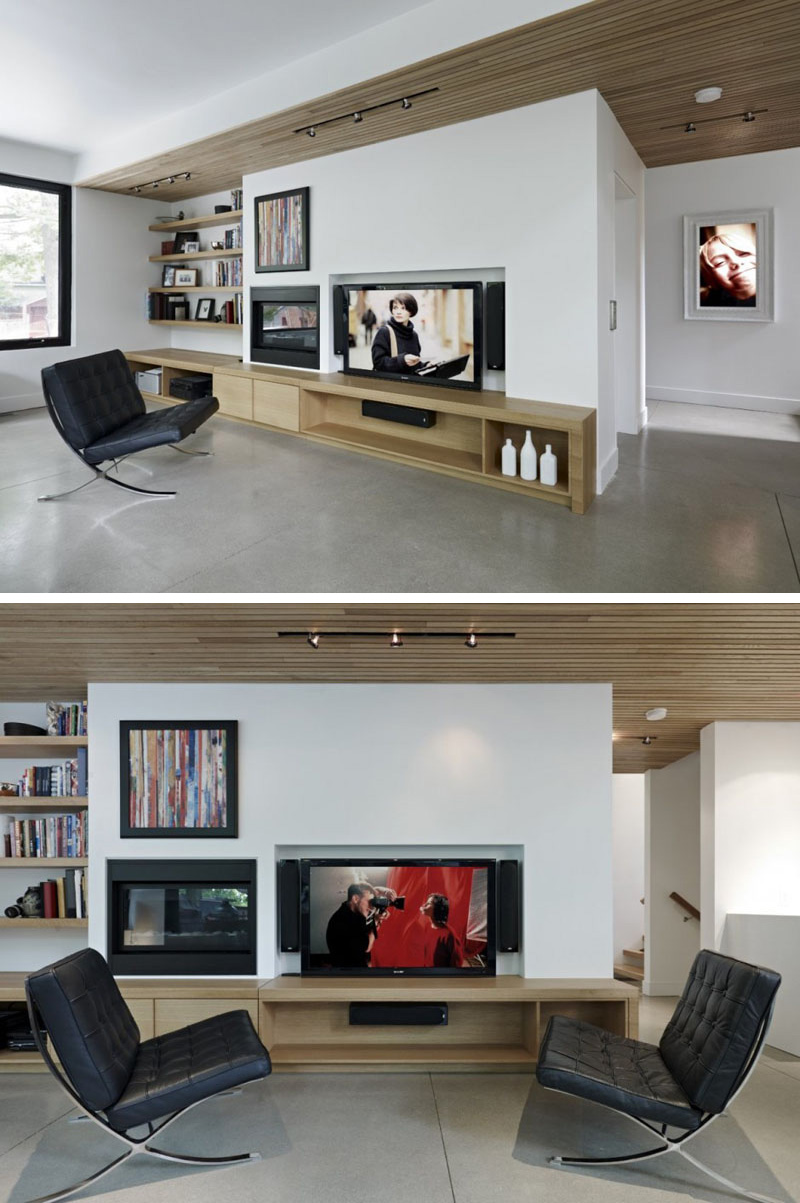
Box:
0, 0, 432, 155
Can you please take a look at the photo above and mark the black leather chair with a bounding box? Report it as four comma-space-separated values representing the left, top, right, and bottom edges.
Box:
536, 949, 781, 1203
24, 948, 271, 1203
39, 349, 219, 500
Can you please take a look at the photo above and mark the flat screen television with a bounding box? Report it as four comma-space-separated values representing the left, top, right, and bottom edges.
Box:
340, 283, 482, 392
300, 858, 496, 976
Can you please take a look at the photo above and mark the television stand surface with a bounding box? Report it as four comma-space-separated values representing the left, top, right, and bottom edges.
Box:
258, 975, 638, 1073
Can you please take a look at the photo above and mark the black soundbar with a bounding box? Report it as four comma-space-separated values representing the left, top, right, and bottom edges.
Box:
361, 400, 436, 428
349, 1002, 448, 1026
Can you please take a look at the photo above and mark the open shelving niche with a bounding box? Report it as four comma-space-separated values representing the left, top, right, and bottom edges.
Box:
147, 207, 243, 330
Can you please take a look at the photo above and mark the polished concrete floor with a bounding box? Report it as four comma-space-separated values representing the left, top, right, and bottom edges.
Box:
1, 995, 798, 1203
1, 400, 799, 593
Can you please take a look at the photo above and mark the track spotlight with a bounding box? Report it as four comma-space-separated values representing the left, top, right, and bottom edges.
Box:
307, 633, 320, 648
401, 97, 412, 110
167, 176, 176, 184
390, 633, 403, 648
685, 122, 696, 133
307, 127, 316, 137
353, 112, 363, 123
464, 633, 478, 648
151, 181, 159, 189
294, 88, 436, 137
641, 735, 655, 746
743, 111, 756, 122
133, 186, 141, 194
184, 172, 192, 180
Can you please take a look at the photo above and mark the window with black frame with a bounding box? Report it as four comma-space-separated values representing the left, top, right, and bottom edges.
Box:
0, 172, 71, 351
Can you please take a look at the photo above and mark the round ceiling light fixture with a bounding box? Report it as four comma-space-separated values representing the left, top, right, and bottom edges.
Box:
695, 86, 723, 104
645, 707, 668, 721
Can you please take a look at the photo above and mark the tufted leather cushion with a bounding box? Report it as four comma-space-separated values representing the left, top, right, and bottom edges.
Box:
105, 1009, 272, 1132
659, 949, 781, 1115
42, 350, 146, 451
26, 948, 140, 1112
82, 393, 218, 464
536, 1015, 705, 1130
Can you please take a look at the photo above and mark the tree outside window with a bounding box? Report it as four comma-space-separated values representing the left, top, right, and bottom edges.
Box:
0, 173, 71, 350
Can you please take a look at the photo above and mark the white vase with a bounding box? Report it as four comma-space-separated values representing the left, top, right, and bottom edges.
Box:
501, 437, 517, 477
519, 430, 537, 481
539, 443, 557, 486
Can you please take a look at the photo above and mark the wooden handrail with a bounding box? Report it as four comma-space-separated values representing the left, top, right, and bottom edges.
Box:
669, 891, 700, 921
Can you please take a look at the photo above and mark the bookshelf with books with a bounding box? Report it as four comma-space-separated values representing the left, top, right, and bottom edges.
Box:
147, 192, 243, 329
0, 716, 89, 940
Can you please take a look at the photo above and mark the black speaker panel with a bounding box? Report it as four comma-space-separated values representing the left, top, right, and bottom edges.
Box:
361, 400, 436, 427
332, 285, 347, 356
486, 281, 506, 370
278, 859, 300, 952
349, 1002, 448, 1026
497, 859, 520, 952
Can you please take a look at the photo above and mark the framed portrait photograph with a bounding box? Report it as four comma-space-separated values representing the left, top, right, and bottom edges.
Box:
195, 297, 215, 321
683, 209, 773, 321
173, 230, 199, 254
174, 268, 197, 287
182, 240, 200, 254
255, 186, 309, 272
120, 720, 238, 838
162, 265, 176, 287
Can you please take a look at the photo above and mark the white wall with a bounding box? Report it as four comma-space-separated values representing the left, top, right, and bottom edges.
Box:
646, 146, 800, 414
724, 914, 800, 1056
612, 774, 644, 964
644, 752, 700, 995
86, 682, 613, 979
0, 702, 87, 969
0, 138, 163, 414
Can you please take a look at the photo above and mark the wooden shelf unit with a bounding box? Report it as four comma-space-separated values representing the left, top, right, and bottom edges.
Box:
258, 976, 638, 1072
149, 248, 243, 263
149, 210, 243, 232
0, 918, 87, 928
0, 797, 86, 811
0, 736, 87, 757
124, 349, 596, 512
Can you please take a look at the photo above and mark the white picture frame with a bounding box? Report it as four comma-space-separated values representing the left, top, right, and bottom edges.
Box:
683, 208, 773, 321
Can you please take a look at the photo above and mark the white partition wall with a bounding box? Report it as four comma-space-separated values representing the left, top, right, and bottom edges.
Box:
87, 682, 613, 979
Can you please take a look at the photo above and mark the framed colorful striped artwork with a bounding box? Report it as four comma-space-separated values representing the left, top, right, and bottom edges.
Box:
254, 186, 309, 273
120, 721, 238, 838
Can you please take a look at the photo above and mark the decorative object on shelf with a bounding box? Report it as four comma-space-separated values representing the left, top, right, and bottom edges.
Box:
210, 240, 224, 250
160, 240, 175, 255
182, 240, 200, 254
120, 720, 238, 838
174, 268, 198, 287
4, 885, 43, 918
0, 783, 16, 796
540, 444, 557, 486
520, 430, 537, 481
215, 204, 232, 213
501, 437, 517, 477
173, 230, 199, 254
195, 297, 215, 321
162, 266, 176, 287
255, 186, 309, 273
3, 722, 47, 736
683, 208, 773, 321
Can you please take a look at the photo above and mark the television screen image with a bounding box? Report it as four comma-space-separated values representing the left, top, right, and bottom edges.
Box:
301, 859, 495, 976
259, 303, 317, 332
342, 284, 482, 391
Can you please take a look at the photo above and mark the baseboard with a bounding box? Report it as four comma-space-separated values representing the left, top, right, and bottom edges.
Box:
0, 394, 43, 415
598, 444, 618, 494
643, 980, 686, 996
646, 385, 800, 416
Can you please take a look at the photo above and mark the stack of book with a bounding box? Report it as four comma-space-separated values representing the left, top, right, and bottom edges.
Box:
230, 188, 243, 209
212, 259, 242, 287
224, 225, 242, 249
218, 295, 243, 324
46, 701, 87, 735
41, 869, 87, 918
15, 748, 87, 796
3, 810, 88, 858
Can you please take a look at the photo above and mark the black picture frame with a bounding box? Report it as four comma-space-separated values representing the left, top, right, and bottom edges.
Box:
254, 186, 309, 273
162, 265, 176, 287
195, 297, 215, 321
120, 720, 238, 838
173, 230, 199, 254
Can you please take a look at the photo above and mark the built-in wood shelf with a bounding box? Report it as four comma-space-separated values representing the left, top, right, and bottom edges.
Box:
0, 858, 88, 868
149, 210, 243, 232
0, 918, 87, 928
149, 286, 241, 293
149, 249, 243, 263
0, 798, 87, 811
0, 736, 87, 757
148, 320, 242, 329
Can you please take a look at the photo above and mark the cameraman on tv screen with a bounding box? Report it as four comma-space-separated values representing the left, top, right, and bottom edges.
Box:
325, 881, 395, 968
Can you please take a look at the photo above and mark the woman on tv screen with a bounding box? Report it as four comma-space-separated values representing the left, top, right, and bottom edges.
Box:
371, 292, 427, 374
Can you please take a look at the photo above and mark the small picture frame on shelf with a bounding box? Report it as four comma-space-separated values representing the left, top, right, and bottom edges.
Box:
173, 230, 199, 254
182, 240, 200, 254
195, 297, 215, 321
174, 268, 197, 287
162, 266, 176, 287
172, 303, 188, 321
160, 240, 175, 255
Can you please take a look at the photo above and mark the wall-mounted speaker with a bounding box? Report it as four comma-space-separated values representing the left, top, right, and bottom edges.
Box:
497, 859, 520, 952
332, 285, 347, 357
278, 859, 300, 952
486, 281, 506, 370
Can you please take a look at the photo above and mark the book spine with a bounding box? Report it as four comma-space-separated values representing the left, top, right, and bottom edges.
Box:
55, 876, 66, 918
42, 880, 57, 919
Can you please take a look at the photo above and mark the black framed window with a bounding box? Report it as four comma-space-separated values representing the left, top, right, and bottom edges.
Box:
0, 172, 72, 351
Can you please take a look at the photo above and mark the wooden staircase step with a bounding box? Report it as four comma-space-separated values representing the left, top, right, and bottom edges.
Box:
614, 963, 644, 982
622, 948, 644, 962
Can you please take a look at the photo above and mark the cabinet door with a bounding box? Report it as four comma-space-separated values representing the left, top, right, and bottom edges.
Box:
213, 372, 253, 420
253, 381, 300, 431
154, 998, 258, 1035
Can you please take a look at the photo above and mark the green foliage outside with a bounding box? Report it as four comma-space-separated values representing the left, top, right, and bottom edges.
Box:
0, 184, 58, 309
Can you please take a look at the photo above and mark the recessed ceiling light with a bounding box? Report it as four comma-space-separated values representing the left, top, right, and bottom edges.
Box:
695, 86, 722, 104
645, 707, 668, 721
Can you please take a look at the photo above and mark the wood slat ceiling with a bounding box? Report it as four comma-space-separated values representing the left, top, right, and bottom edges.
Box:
1, 603, 798, 774
78, 0, 800, 199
